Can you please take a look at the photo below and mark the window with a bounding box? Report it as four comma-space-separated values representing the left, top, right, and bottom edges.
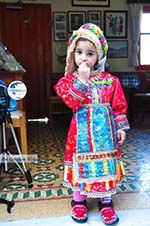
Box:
140, 7, 150, 65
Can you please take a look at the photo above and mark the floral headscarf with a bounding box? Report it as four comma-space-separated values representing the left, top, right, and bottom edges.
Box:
65, 23, 108, 75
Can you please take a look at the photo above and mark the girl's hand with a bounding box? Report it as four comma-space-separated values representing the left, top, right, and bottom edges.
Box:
117, 130, 126, 145
78, 62, 90, 83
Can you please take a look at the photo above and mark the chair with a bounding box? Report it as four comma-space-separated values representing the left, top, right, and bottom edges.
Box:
47, 73, 72, 125
112, 71, 149, 126
131, 86, 150, 126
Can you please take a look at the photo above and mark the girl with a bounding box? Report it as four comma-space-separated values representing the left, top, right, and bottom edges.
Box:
54, 23, 130, 225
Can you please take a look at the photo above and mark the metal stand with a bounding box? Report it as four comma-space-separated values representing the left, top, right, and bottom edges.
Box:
0, 108, 33, 212
0, 198, 15, 213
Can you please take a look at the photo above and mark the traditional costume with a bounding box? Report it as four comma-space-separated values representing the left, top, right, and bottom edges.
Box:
54, 23, 130, 225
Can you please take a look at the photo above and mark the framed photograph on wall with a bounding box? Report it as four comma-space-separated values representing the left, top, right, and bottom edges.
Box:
127, 0, 148, 2
88, 11, 102, 27
53, 12, 67, 41
104, 11, 127, 38
72, 0, 110, 7
107, 40, 128, 58
68, 11, 86, 33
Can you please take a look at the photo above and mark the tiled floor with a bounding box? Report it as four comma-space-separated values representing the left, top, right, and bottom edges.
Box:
1, 208, 150, 226
0, 117, 150, 223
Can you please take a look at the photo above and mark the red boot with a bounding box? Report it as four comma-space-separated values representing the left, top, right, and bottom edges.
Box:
71, 200, 88, 223
98, 200, 119, 225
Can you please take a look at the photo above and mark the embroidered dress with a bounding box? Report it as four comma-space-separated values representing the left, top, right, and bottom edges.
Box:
54, 71, 130, 198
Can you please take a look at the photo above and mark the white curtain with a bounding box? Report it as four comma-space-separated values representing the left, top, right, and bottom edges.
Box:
129, 3, 143, 66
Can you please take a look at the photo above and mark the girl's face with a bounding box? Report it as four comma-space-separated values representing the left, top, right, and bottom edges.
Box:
74, 39, 98, 71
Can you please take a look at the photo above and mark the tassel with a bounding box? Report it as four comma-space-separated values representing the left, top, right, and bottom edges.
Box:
116, 160, 125, 181
105, 180, 110, 191
86, 183, 91, 192
72, 168, 76, 185
120, 160, 125, 176
116, 163, 121, 181
64, 165, 68, 181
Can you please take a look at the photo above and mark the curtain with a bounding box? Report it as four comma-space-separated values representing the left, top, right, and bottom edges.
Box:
128, 4, 143, 66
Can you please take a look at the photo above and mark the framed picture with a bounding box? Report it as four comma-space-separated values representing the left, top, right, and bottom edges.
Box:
53, 12, 67, 41
107, 40, 128, 58
72, 0, 110, 7
104, 11, 128, 38
68, 11, 86, 33
88, 11, 102, 27
127, 0, 149, 2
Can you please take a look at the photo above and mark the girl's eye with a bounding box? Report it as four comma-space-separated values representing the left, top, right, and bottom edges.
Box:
87, 52, 94, 56
76, 49, 82, 54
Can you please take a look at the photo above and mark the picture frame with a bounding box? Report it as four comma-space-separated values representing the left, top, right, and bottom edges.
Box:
72, 0, 110, 7
88, 11, 102, 27
127, 0, 149, 3
104, 11, 128, 38
107, 40, 128, 58
53, 12, 67, 41
68, 11, 86, 33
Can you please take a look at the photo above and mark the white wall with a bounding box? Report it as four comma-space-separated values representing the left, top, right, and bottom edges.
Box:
0, 0, 134, 72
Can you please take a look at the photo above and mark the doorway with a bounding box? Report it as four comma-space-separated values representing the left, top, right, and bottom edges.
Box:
0, 3, 52, 119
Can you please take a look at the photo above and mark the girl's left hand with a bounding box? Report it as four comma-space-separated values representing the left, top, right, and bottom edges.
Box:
117, 130, 126, 145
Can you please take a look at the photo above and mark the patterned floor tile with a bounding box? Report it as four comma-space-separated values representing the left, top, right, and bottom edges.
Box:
0, 120, 150, 201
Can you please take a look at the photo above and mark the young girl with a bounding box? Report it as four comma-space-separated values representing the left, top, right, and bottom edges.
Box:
54, 23, 130, 225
